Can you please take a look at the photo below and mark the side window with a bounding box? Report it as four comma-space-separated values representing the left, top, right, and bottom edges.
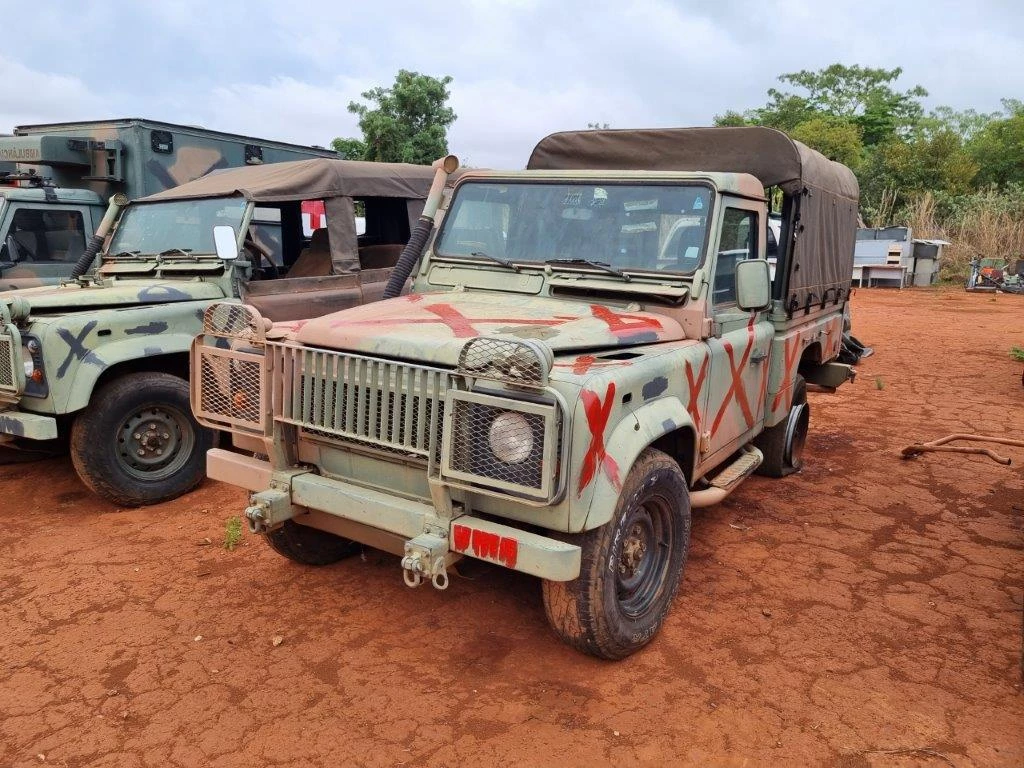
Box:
713, 208, 757, 306
7, 208, 87, 263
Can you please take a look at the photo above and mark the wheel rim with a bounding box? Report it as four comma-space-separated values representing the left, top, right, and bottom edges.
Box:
616, 496, 673, 619
785, 403, 810, 468
116, 404, 195, 482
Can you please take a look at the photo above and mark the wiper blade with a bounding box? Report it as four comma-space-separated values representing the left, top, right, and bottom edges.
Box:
470, 251, 520, 272
109, 250, 141, 258
158, 247, 194, 257
545, 258, 631, 281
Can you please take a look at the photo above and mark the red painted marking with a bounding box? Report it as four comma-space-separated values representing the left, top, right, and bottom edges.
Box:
302, 200, 326, 230
578, 382, 621, 496
453, 524, 471, 552
571, 355, 597, 374
406, 293, 424, 302
710, 318, 757, 437
332, 303, 573, 337
452, 525, 519, 569
771, 335, 802, 412
684, 357, 710, 433
498, 537, 519, 569
591, 305, 663, 339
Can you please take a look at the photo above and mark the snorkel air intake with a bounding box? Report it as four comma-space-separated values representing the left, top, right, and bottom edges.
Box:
382, 154, 459, 299
70, 192, 129, 279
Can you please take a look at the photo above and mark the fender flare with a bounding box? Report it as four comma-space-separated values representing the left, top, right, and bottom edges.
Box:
578, 395, 697, 530
60, 333, 196, 412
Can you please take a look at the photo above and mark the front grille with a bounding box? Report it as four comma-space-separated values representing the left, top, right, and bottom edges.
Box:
0, 332, 17, 395
273, 344, 448, 459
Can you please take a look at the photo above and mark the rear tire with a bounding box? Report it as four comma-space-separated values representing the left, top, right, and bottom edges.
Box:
754, 374, 808, 478
70, 372, 215, 506
542, 448, 690, 659
265, 519, 361, 566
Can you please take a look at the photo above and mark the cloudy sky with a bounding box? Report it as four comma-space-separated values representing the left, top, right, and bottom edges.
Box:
1, 0, 1020, 167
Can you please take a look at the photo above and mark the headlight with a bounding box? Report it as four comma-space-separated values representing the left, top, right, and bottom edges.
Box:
488, 411, 534, 464
22, 345, 35, 378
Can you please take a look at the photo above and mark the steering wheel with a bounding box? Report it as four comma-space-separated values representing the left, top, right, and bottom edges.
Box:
243, 234, 279, 279
4, 234, 27, 264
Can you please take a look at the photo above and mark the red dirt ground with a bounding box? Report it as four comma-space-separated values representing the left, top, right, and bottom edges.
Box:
1, 287, 1021, 768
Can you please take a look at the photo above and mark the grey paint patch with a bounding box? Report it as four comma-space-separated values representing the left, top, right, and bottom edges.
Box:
642, 376, 669, 400
143, 347, 164, 356
661, 418, 677, 432
619, 331, 659, 345
137, 285, 193, 302
0, 415, 25, 437
125, 321, 169, 335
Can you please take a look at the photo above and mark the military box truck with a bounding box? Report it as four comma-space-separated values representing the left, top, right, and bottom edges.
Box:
193, 127, 859, 659
0, 118, 338, 288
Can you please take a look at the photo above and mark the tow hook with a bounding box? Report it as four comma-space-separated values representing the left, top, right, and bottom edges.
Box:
401, 533, 450, 591
244, 502, 268, 534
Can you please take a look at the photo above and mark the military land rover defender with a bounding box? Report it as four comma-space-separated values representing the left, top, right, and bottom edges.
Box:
194, 128, 859, 658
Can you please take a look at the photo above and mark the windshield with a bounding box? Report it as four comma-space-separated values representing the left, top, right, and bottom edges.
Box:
436, 181, 713, 274
108, 197, 247, 256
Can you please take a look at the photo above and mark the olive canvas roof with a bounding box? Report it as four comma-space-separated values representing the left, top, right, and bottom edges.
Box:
140, 158, 437, 203
527, 126, 858, 202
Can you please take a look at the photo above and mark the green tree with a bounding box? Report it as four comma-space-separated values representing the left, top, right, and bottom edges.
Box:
969, 99, 1024, 187
788, 116, 864, 168
730, 64, 927, 146
332, 70, 456, 164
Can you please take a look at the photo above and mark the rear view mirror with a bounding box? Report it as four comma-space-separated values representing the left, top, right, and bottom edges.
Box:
213, 225, 238, 260
735, 259, 771, 311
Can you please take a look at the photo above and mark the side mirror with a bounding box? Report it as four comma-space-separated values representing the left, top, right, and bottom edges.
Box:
735, 259, 771, 311
213, 225, 238, 260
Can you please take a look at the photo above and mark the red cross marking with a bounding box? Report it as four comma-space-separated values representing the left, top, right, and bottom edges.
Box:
570, 355, 597, 374
684, 357, 710, 433
771, 335, 803, 412
578, 382, 621, 496
591, 304, 663, 338
332, 303, 573, 337
710, 318, 757, 437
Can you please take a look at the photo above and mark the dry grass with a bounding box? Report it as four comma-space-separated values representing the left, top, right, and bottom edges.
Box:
901, 191, 1024, 281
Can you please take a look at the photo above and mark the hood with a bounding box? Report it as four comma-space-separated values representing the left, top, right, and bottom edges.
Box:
2, 279, 226, 315
281, 291, 683, 366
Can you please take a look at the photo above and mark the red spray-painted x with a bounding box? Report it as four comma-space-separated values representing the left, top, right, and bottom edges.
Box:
709, 317, 757, 437
684, 357, 710, 434
577, 382, 621, 496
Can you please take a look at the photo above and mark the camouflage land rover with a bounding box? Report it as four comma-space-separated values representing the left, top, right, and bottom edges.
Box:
0, 159, 437, 506
194, 128, 859, 658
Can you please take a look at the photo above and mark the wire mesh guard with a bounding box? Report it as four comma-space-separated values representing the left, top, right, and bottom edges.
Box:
447, 398, 548, 493
203, 303, 265, 341
194, 345, 265, 432
0, 333, 15, 393
457, 337, 550, 388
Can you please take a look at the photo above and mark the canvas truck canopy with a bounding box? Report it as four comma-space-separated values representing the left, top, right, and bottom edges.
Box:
528, 127, 860, 317
141, 159, 438, 274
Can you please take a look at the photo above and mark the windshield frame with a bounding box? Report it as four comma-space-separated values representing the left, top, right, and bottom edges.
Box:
433, 178, 716, 278
107, 195, 249, 258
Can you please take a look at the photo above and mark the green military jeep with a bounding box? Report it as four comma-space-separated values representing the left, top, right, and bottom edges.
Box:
194, 128, 858, 658
0, 159, 437, 506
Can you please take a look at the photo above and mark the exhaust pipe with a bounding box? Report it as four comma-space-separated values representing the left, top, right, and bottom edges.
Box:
382, 154, 459, 299
69, 193, 129, 280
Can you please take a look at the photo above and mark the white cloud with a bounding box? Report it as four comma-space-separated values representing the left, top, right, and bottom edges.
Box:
0, 55, 115, 130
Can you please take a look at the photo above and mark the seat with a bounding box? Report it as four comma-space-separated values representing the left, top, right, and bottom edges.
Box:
358, 243, 405, 270
288, 228, 333, 278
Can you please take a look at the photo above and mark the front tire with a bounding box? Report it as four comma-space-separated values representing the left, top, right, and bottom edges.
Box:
265, 519, 361, 566
542, 448, 691, 659
70, 372, 215, 506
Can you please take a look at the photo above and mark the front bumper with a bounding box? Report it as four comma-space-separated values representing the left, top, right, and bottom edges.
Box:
0, 409, 58, 441
208, 448, 581, 582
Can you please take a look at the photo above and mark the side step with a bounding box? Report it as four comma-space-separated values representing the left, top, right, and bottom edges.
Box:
710, 447, 763, 489
690, 446, 763, 508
